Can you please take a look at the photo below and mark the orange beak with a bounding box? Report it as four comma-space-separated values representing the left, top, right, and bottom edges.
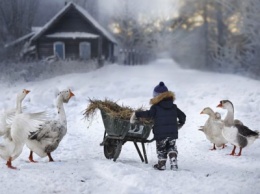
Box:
216, 103, 222, 108
69, 89, 75, 98
24, 89, 30, 94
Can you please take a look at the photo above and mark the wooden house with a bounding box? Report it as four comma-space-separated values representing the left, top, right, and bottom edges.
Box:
6, 2, 117, 63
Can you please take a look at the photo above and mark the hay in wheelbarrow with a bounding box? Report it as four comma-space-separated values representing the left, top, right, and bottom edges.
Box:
83, 98, 153, 124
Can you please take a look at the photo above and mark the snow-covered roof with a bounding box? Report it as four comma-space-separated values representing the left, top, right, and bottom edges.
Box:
4, 27, 43, 48
4, 32, 35, 48
46, 32, 99, 39
31, 26, 43, 32
30, 2, 117, 43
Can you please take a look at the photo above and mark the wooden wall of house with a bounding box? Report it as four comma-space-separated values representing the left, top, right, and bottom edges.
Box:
35, 38, 114, 61
36, 38, 100, 59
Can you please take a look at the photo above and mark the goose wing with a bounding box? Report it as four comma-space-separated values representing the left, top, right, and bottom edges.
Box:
0, 112, 12, 139
21, 111, 50, 122
0, 109, 46, 137
28, 120, 66, 154
235, 124, 259, 137
3, 106, 26, 125
29, 120, 65, 142
222, 126, 239, 145
10, 113, 45, 143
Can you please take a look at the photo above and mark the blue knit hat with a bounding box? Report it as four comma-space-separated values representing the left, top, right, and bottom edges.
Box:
153, 81, 168, 97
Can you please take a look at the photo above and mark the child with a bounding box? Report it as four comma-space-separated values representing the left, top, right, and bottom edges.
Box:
130, 81, 186, 170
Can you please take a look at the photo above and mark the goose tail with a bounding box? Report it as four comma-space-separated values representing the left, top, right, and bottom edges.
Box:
198, 126, 204, 132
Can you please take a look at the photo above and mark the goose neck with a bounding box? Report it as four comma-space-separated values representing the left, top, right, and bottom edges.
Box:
56, 97, 67, 125
16, 98, 22, 114
208, 110, 215, 118
224, 108, 234, 127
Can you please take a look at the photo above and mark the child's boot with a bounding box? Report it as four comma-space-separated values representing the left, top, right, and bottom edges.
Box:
169, 152, 178, 171
153, 160, 166, 170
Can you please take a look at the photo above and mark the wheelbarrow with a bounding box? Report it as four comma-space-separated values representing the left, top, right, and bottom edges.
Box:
100, 109, 154, 163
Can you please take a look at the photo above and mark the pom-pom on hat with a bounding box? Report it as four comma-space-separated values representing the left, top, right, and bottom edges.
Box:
153, 81, 168, 97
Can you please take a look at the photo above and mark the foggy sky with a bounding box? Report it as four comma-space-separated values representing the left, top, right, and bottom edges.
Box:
98, 0, 178, 18
43, 0, 179, 19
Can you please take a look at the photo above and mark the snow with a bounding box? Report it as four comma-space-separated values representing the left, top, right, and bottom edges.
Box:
0, 59, 260, 194
46, 32, 99, 39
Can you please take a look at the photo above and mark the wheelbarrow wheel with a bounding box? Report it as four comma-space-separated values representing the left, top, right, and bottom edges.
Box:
104, 139, 122, 161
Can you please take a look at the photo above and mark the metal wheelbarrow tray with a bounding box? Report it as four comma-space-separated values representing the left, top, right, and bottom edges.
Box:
100, 109, 153, 163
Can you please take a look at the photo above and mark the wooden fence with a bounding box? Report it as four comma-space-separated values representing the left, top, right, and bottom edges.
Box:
117, 49, 153, 65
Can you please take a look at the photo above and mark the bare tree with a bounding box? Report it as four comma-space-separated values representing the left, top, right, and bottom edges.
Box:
0, 0, 39, 41
72, 0, 99, 19
110, 1, 157, 50
33, 0, 62, 26
239, 0, 260, 77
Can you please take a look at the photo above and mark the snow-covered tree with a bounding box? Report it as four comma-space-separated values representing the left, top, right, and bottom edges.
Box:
0, 0, 39, 60
0, 0, 39, 41
72, 0, 99, 19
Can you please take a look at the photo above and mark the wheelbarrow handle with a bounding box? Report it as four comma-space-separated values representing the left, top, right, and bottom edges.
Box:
145, 137, 155, 143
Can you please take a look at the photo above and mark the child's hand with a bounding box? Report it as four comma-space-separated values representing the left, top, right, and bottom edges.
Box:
130, 112, 137, 124
178, 123, 184, 130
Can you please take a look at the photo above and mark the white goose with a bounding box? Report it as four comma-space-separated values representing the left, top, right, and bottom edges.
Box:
26, 89, 74, 162
217, 100, 259, 156
0, 89, 47, 169
200, 107, 227, 150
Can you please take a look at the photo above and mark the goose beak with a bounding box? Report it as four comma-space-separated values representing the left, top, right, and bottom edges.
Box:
69, 89, 75, 98
24, 89, 30, 94
200, 111, 204, 114
216, 103, 222, 108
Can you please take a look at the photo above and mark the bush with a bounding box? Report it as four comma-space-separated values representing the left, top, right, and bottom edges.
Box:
0, 59, 102, 83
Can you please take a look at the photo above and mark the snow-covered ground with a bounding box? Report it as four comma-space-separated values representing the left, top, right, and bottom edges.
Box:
0, 59, 259, 194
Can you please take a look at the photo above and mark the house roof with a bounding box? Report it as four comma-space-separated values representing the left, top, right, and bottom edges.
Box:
46, 32, 99, 39
4, 32, 35, 48
30, 2, 117, 43
4, 27, 41, 48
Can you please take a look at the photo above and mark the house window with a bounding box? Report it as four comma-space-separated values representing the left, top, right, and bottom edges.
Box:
79, 42, 91, 60
54, 42, 65, 59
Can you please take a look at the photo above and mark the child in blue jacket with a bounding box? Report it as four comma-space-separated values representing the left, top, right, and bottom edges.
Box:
130, 82, 186, 170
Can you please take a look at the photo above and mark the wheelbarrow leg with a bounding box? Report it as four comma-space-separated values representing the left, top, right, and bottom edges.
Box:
133, 141, 144, 163
113, 140, 122, 162
141, 142, 148, 164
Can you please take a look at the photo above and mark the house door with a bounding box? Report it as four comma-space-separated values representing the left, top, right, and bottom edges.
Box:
79, 42, 91, 60
54, 42, 65, 59
109, 43, 112, 60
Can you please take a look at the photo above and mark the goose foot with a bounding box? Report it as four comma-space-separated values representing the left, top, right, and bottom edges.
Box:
6, 158, 17, 169
29, 151, 38, 163
29, 159, 38, 163
228, 145, 236, 156
235, 148, 242, 156
7, 165, 17, 169
47, 153, 54, 162
210, 144, 216, 150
